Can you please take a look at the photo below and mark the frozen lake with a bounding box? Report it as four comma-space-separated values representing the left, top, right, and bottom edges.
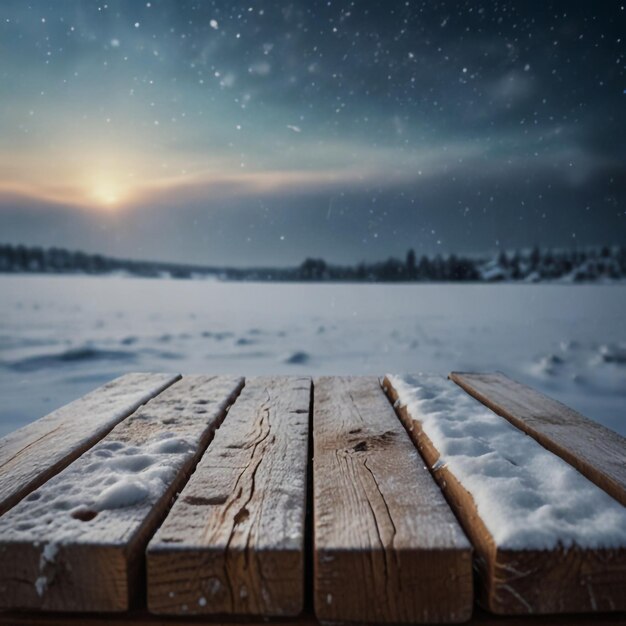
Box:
1, 274, 625, 437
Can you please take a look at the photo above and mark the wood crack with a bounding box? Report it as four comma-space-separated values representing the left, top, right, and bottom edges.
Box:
215, 388, 274, 611
314, 376, 473, 623
0, 425, 63, 471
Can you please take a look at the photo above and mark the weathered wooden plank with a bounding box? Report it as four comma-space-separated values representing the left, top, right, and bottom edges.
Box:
2, 609, 626, 626
146, 377, 311, 617
0, 372, 180, 517
313, 376, 473, 624
0, 375, 244, 613
384, 374, 626, 616
450, 371, 626, 507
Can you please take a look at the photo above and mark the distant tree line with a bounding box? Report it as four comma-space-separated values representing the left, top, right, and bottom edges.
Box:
0, 243, 220, 279
296, 251, 480, 281
1, 242, 625, 283
481, 245, 626, 282
295, 246, 626, 282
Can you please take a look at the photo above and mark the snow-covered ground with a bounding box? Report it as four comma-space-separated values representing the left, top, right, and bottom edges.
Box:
0, 274, 625, 437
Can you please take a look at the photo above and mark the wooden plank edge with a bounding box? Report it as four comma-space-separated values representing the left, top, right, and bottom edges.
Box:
448, 372, 626, 507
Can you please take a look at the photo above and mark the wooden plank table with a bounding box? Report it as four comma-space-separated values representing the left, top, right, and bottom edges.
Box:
0, 372, 625, 625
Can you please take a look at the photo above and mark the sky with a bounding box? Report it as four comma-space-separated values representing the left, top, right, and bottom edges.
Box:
0, 1, 624, 266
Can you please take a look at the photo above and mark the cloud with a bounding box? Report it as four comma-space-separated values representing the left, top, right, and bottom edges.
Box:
0, 124, 614, 214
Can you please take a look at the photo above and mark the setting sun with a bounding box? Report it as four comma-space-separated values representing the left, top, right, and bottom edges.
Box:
90, 179, 125, 208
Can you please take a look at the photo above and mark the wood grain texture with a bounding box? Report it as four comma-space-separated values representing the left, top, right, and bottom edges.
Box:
0, 372, 180, 517
313, 376, 473, 624
1, 608, 626, 626
0, 375, 244, 613
449, 372, 626, 507
147, 377, 311, 617
384, 375, 626, 616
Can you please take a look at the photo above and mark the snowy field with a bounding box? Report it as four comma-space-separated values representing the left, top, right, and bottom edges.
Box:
0, 274, 625, 437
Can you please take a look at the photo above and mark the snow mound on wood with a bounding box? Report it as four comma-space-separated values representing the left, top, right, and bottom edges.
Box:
387, 374, 626, 550
0, 432, 193, 543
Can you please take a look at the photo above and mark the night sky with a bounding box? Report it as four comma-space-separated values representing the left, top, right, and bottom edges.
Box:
0, 1, 624, 266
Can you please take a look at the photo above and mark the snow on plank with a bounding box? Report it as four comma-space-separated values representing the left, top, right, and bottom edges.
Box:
450, 371, 626, 507
384, 374, 626, 615
0, 372, 180, 517
147, 377, 310, 617
314, 376, 473, 624
0, 375, 243, 613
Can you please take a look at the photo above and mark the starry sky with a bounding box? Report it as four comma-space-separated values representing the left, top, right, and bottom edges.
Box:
0, 1, 624, 266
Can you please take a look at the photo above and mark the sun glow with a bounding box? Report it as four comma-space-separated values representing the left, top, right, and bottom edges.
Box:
90, 179, 127, 208
0, 135, 402, 213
